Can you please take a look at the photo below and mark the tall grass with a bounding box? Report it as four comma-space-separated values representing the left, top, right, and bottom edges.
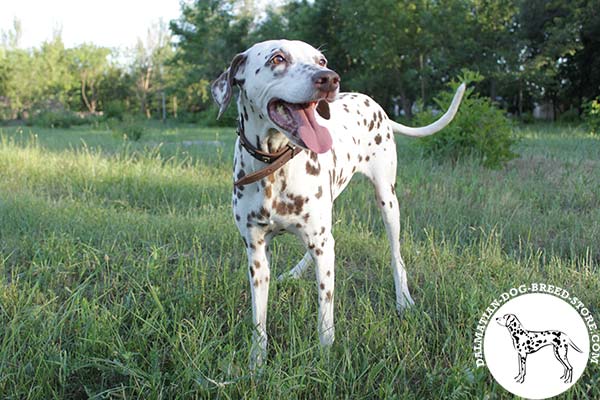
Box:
0, 123, 598, 398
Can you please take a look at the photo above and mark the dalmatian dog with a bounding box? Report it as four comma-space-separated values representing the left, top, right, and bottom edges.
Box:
496, 314, 583, 383
211, 39, 465, 368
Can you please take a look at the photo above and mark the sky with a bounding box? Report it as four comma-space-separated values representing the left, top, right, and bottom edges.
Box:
0, 0, 183, 49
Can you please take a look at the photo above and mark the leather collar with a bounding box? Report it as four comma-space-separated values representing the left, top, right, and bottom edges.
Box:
234, 122, 301, 187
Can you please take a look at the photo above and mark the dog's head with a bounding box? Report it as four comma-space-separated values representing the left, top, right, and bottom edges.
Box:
496, 313, 520, 328
211, 40, 340, 154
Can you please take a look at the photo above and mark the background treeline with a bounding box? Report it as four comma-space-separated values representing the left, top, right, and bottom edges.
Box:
1, 0, 599, 125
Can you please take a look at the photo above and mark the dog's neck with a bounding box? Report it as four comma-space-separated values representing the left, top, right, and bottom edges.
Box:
237, 93, 290, 154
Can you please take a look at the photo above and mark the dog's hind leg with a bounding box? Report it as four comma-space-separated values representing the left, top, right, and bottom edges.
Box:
366, 165, 414, 314
556, 346, 574, 383
278, 252, 312, 281
553, 347, 569, 380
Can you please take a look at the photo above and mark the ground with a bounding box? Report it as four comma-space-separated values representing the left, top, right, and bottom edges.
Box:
0, 122, 598, 398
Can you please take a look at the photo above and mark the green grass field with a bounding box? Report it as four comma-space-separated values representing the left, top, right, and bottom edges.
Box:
0, 122, 598, 399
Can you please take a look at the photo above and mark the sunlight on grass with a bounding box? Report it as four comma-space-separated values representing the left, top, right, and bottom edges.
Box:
0, 124, 598, 398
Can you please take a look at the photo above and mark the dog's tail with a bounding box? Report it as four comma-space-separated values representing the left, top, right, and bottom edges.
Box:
389, 83, 466, 138
569, 338, 583, 353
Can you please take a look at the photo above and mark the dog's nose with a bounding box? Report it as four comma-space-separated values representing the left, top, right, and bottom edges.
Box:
313, 70, 340, 92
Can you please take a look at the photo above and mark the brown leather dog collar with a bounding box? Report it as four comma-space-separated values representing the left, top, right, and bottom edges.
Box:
234, 126, 302, 187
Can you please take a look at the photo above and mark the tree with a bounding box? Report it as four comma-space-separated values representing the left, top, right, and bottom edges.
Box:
170, 0, 251, 113
70, 44, 111, 113
131, 20, 173, 118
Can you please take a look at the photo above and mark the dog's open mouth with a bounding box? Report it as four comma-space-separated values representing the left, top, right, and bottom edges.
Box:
267, 100, 332, 154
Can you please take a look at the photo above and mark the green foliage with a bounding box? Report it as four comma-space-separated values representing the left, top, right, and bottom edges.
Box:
583, 97, 600, 135
414, 71, 517, 168
27, 110, 90, 129
111, 118, 146, 141
102, 99, 127, 120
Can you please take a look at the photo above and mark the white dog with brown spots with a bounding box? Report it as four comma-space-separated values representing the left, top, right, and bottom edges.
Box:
212, 39, 465, 368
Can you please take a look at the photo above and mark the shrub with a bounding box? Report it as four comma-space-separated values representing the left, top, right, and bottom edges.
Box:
583, 97, 600, 135
111, 117, 145, 141
557, 107, 581, 124
27, 111, 85, 128
102, 100, 127, 120
197, 102, 239, 127
413, 70, 518, 169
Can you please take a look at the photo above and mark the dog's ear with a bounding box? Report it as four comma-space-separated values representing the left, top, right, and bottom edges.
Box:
211, 53, 247, 119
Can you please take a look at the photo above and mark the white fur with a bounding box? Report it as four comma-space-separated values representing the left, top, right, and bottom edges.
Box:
212, 39, 464, 369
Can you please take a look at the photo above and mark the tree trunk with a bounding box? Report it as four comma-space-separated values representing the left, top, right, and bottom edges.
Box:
81, 78, 93, 112
399, 85, 413, 119
419, 53, 425, 104
161, 91, 166, 123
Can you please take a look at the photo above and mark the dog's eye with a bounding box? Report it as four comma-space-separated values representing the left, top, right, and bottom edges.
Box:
270, 54, 286, 66
318, 58, 327, 67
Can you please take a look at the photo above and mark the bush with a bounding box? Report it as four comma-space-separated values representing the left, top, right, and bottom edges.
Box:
197, 102, 239, 127
111, 118, 145, 141
102, 100, 128, 120
27, 111, 87, 128
557, 107, 581, 124
583, 97, 600, 135
413, 70, 518, 169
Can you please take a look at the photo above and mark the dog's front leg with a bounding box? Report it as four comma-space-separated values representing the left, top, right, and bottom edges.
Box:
246, 234, 270, 370
305, 230, 335, 346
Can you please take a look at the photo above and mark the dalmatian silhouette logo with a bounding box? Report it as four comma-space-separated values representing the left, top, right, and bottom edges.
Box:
495, 313, 583, 384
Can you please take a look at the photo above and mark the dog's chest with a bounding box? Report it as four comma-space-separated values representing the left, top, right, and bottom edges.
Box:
232, 144, 365, 232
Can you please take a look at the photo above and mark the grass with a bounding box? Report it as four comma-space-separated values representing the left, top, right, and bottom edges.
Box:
0, 122, 598, 399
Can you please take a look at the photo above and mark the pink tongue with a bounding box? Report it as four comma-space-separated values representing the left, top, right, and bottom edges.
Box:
296, 105, 332, 153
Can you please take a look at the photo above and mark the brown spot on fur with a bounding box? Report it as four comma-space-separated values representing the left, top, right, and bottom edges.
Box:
315, 249, 323, 256
320, 227, 325, 235
368, 120, 374, 131
254, 260, 261, 269
265, 185, 272, 198
310, 151, 318, 161
254, 279, 260, 287
235, 214, 241, 221
325, 291, 332, 302
374, 134, 382, 144
272, 194, 306, 215
315, 186, 323, 199
326, 270, 331, 276
268, 174, 276, 183
250, 267, 255, 277
306, 161, 321, 175
320, 283, 325, 290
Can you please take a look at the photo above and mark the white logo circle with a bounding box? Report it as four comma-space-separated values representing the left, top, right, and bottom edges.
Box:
484, 293, 590, 399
